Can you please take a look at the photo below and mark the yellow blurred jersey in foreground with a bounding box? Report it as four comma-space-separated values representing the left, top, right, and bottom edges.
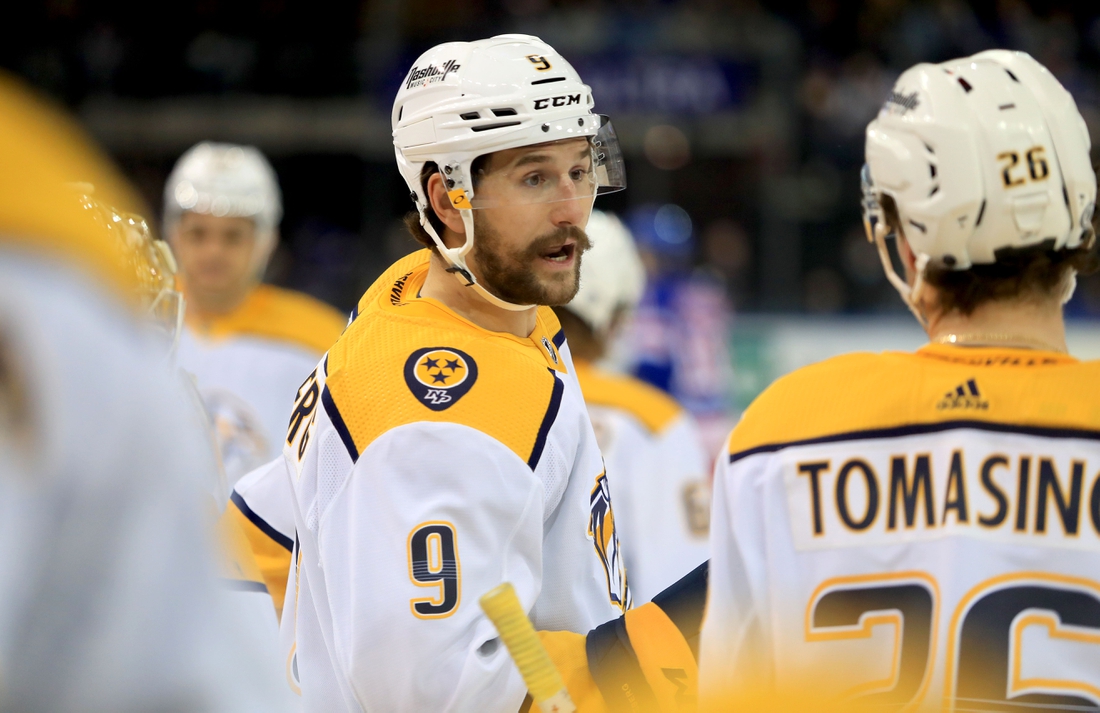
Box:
0, 70, 146, 295
0, 71, 291, 711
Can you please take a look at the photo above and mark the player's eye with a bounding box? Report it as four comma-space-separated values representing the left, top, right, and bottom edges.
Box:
570, 167, 589, 182
522, 172, 545, 188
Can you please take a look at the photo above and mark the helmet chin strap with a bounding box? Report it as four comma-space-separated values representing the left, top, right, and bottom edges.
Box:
418, 206, 535, 313
1060, 268, 1078, 305
872, 222, 930, 329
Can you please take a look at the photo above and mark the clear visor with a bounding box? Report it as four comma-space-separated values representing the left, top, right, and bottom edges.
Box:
859, 163, 878, 235
148, 288, 185, 359
464, 116, 626, 209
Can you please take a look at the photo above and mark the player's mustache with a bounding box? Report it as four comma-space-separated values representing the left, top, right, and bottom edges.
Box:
521, 225, 591, 260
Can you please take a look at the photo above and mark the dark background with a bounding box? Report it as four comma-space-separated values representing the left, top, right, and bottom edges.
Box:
6, 0, 1100, 316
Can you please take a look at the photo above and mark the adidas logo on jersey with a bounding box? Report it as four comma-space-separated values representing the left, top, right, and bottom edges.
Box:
936, 378, 989, 411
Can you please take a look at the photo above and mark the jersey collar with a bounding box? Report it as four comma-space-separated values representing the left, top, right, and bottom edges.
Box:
916, 343, 1079, 366
390, 260, 568, 373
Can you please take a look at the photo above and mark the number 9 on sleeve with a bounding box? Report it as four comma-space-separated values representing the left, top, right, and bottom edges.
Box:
408, 522, 461, 618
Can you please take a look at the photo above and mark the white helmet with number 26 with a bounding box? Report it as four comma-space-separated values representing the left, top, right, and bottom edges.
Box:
391, 34, 626, 311
862, 50, 1096, 321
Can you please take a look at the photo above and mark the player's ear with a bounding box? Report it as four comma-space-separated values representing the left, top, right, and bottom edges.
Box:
426, 172, 467, 243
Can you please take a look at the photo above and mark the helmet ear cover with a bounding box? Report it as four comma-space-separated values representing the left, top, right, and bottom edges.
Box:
407, 155, 491, 252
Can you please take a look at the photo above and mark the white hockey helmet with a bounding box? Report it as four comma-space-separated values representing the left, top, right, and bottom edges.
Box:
392, 34, 626, 311
566, 210, 645, 337
862, 50, 1096, 320
163, 142, 283, 277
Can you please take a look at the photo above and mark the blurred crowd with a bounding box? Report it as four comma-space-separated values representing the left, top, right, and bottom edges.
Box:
793, 0, 1100, 316
4, 0, 1100, 321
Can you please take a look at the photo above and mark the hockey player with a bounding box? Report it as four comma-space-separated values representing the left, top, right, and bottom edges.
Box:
224, 229, 707, 710
699, 50, 1100, 711
0, 72, 289, 711
227, 215, 679, 624
555, 210, 710, 604
226, 221, 705, 622
165, 142, 346, 485
278, 35, 631, 711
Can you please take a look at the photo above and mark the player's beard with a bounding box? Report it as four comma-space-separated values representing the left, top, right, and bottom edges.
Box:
472, 214, 591, 306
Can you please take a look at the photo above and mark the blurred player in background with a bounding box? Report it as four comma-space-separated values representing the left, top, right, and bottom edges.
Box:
165, 142, 346, 486
700, 50, 1100, 711
555, 209, 709, 604
0, 72, 289, 712
620, 203, 736, 458
276, 35, 634, 711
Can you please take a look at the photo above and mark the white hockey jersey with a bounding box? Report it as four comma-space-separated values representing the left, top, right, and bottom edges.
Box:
179, 283, 346, 486
0, 252, 291, 712
227, 357, 711, 622
699, 345, 1100, 712
279, 251, 629, 712
577, 359, 710, 604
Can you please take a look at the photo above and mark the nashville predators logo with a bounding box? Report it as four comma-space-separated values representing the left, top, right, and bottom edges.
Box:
404, 347, 478, 411
588, 471, 630, 612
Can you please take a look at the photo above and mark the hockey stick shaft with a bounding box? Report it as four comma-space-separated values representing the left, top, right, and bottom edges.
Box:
480, 583, 577, 713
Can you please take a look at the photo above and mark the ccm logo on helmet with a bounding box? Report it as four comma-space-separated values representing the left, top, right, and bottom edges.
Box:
534, 94, 581, 110
405, 59, 461, 90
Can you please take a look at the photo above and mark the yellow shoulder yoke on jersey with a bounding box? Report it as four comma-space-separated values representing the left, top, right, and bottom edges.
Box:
187, 284, 346, 355
216, 502, 270, 597
729, 345, 1100, 461
575, 360, 682, 435
223, 492, 293, 619
324, 254, 568, 467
